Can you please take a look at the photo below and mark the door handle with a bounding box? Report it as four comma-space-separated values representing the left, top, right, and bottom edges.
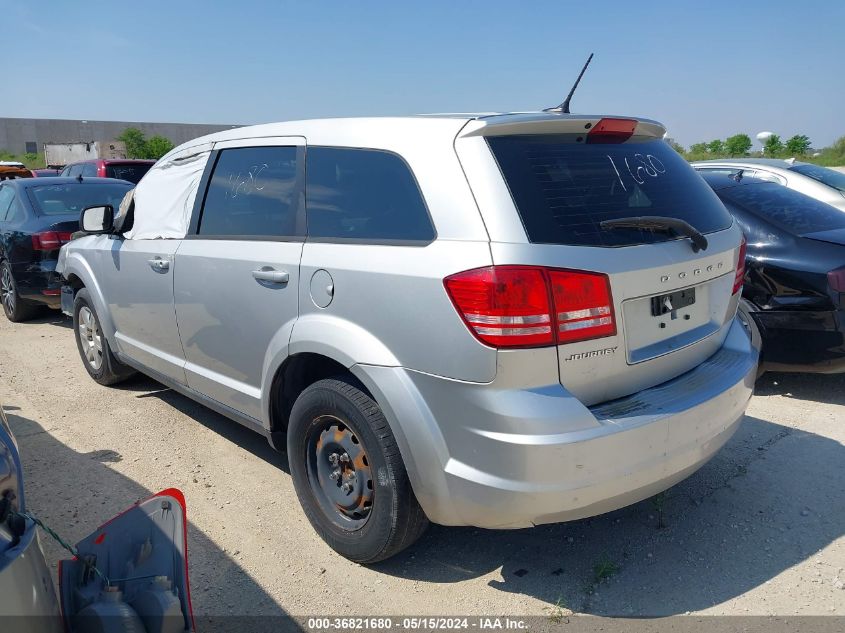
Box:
252, 268, 289, 284
147, 258, 169, 272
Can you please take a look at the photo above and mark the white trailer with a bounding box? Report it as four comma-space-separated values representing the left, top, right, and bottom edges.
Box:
44, 140, 127, 167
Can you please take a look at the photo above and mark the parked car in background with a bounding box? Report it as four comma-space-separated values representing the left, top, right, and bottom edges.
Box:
693, 158, 845, 212
701, 171, 845, 374
31, 169, 62, 177
0, 162, 32, 181
0, 177, 132, 321
60, 159, 155, 184
58, 113, 756, 563
0, 401, 194, 631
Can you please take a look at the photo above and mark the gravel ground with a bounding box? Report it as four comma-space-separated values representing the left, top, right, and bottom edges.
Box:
1, 311, 843, 619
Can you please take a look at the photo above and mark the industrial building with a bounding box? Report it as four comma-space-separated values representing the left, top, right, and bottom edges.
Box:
0, 117, 240, 156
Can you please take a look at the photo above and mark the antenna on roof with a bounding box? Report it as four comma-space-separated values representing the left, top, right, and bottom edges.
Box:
544, 53, 594, 114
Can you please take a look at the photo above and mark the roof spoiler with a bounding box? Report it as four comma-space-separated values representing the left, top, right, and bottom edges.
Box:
458, 114, 666, 140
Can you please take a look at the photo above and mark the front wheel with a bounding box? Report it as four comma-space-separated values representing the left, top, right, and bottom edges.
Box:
287, 377, 428, 563
73, 289, 135, 385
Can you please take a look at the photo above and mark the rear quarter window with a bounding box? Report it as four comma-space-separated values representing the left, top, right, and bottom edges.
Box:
305, 147, 434, 243
488, 135, 733, 247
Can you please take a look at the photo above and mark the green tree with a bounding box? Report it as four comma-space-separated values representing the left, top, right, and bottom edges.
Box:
668, 141, 686, 155
784, 134, 811, 156
763, 134, 784, 157
144, 135, 174, 160
706, 139, 725, 155
117, 127, 148, 158
725, 134, 752, 157
689, 142, 708, 155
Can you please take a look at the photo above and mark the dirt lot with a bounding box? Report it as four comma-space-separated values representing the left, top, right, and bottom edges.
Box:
1, 312, 843, 619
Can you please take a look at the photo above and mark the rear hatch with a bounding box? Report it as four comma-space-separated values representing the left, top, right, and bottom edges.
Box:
455, 115, 744, 405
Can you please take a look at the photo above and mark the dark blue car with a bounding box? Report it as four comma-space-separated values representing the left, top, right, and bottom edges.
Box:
0, 177, 132, 321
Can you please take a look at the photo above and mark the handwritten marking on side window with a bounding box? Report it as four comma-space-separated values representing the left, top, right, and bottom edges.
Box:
226, 163, 268, 199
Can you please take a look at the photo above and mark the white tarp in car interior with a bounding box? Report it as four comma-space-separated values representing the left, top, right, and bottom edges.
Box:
124, 142, 213, 240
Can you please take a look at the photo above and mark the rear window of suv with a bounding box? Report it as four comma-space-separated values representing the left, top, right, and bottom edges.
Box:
488, 135, 733, 247
106, 163, 153, 184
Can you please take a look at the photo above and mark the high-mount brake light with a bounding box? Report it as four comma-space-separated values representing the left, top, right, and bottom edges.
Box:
444, 266, 615, 348
586, 118, 637, 144
733, 235, 747, 294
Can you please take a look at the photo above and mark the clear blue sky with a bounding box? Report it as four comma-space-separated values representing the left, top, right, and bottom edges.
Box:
5, 1, 843, 148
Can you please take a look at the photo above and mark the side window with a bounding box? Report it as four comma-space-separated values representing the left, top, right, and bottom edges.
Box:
81, 163, 98, 177
198, 146, 299, 238
0, 187, 13, 221
306, 147, 434, 242
67, 164, 84, 178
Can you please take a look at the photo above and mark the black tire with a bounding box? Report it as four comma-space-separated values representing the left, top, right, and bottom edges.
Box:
737, 299, 765, 379
1, 260, 42, 323
287, 377, 428, 563
73, 288, 135, 386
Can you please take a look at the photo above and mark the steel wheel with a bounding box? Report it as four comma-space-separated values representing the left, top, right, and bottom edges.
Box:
307, 415, 374, 530
1, 265, 15, 316
77, 306, 103, 370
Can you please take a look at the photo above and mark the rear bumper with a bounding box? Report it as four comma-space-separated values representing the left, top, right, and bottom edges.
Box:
360, 318, 757, 528
11, 260, 63, 308
754, 308, 845, 374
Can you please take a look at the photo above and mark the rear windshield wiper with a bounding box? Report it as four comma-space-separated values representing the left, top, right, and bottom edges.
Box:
600, 216, 708, 253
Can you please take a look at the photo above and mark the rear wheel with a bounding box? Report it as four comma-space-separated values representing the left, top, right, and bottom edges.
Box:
1, 261, 42, 322
73, 288, 135, 385
287, 377, 428, 563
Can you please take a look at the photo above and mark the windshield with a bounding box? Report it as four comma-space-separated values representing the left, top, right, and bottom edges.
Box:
29, 182, 133, 215
105, 163, 152, 184
789, 163, 845, 194
488, 135, 733, 247
717, 182, 845, 236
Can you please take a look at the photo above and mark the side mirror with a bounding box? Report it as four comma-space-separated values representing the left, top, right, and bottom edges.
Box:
80, 204, 114, 234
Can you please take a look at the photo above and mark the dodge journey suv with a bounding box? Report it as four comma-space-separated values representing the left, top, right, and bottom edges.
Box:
57, 113, 758, 562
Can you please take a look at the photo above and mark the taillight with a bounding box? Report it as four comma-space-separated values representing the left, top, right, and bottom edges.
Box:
828, 266, 845, 292
548, 270, 616, 343
444, 266, 615, 348
733, 235, 747, 294
586, 118, 637, 144
443, 266, 554, 347
31, 231, 73, 250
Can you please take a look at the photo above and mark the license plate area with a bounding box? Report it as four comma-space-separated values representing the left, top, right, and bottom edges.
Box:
621, 274, 734, 364
651, 287, 696, 317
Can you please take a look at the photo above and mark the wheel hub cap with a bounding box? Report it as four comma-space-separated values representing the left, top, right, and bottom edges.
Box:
1, 267, 14, 314
310, 417, 374, 527
78, 306, 103, 370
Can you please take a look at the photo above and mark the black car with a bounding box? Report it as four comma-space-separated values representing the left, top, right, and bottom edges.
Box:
0, 177, 132, 321
701, 172, 845, 374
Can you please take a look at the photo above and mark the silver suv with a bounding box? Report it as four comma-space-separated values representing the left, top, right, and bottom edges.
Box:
57, 113, 758, 562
